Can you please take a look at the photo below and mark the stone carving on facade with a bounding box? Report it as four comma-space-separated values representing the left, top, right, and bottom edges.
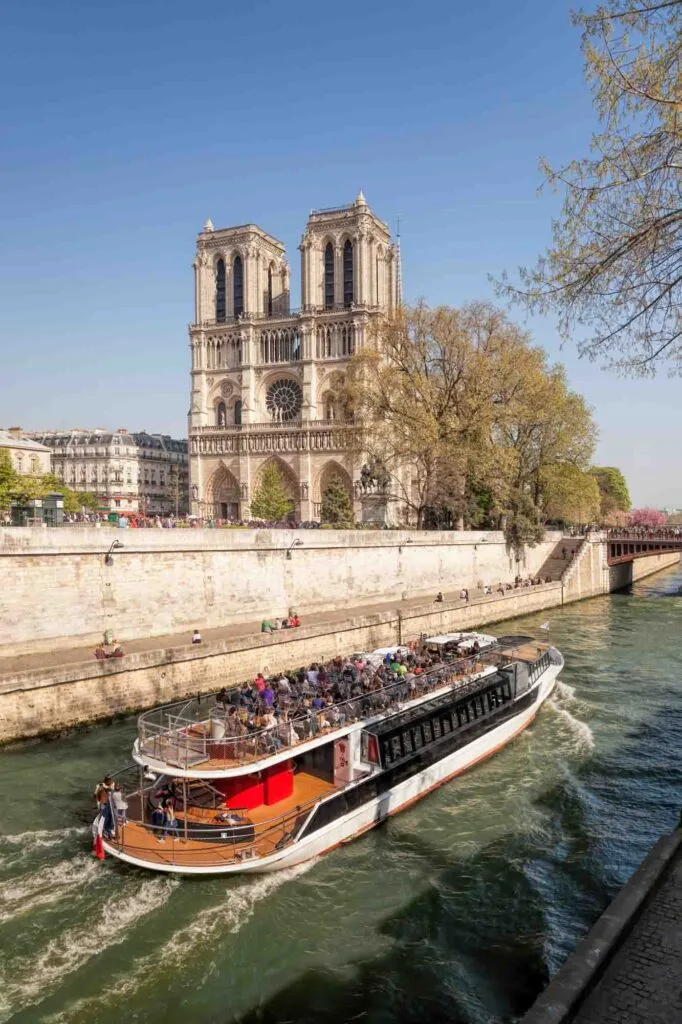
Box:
300, 481, 309, 499
206, 377, 214, 387
220, 381, 234, 397
240, 483, 248, 499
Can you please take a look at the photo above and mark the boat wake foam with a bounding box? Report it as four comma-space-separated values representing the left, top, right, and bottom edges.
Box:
45, 859, 317, 1023
0, 856, 100, 923
0, 875, 177, 1024
549, 683, 595, 754
0, 827, 87, 870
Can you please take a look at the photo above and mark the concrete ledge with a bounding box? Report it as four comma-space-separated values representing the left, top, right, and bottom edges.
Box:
522, 829, 682, 1024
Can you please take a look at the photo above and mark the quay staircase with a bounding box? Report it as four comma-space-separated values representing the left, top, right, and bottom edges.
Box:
536, 538, 582, 581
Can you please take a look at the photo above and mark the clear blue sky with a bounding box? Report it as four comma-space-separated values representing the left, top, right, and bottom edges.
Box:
1, 0, 677, 505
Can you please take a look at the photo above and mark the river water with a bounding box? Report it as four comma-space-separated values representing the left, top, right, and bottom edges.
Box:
1, 565, 681, 1024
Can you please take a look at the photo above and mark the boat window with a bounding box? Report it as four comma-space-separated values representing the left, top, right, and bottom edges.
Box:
412, 726, 423, 749
422, 720, 433, 744
432, 717, 442, 739
391, 735, 403, 761
402, 730, 413, 754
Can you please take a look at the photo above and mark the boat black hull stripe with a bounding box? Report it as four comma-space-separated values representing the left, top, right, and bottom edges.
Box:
299, 688, 538, 839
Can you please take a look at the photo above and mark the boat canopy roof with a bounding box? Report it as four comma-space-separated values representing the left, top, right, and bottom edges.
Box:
422, 632, 497, 649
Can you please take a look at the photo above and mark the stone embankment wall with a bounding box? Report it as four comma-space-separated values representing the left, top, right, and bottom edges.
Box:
0, 583, 563, 744
0, 527, 560, 658
0, 533, 678, 744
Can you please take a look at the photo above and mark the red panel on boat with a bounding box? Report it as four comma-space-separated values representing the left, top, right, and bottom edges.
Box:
213, 773, 264, 809
263, 761, 294, 805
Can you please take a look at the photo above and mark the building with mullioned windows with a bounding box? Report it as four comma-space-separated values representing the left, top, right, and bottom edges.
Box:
188, 192, 400, 521
26, 428, 189, 515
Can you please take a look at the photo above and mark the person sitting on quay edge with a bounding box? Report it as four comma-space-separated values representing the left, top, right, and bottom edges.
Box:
261, 619, 274, 633
460, 588, 469, 602
191, 628, 202, 645
435, 591, 444, 603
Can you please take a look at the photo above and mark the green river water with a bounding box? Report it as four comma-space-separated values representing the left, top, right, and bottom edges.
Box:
0, 565, 681, 1024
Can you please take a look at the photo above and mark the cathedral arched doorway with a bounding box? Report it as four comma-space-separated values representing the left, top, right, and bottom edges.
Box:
206, 465, 240, 520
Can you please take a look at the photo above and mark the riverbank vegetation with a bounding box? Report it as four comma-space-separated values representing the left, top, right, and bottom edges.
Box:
345, 301, 629, 546
0, 452, 99, 513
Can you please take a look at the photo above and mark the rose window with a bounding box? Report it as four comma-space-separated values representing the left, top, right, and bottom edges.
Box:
266, 378, 302, 421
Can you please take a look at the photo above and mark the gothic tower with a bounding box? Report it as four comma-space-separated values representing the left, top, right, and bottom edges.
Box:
188, 194, 397, 521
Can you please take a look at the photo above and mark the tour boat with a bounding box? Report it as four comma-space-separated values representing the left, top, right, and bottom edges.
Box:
98, 633, 563, 875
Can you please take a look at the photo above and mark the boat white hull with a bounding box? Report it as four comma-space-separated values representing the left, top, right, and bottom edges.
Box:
104, 663, 561, 875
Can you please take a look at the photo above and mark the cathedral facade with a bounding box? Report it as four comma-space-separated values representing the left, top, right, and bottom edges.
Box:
188, 192, 398, 520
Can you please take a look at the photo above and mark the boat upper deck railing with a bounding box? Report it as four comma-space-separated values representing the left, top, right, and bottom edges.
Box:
136, 646, 539, 771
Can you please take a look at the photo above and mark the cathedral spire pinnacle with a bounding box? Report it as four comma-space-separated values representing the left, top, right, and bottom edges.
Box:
355, 189, 367, 207
203, 218, 214, 232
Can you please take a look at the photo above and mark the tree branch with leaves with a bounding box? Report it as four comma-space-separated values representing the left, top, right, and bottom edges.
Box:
498, 0, 682, 375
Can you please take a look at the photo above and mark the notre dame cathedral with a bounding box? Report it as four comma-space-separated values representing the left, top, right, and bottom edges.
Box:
188, 192, 400, 520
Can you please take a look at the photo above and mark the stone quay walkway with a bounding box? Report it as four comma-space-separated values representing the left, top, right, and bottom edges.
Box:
523, 828, 682, 1024
0, 581, 555, 680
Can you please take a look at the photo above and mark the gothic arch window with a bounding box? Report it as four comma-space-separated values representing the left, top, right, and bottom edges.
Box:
234, 399, 242, 425
233, 255, 244, 317
267, 264, 273, 317
343, 239, 354, 308
216, 401, 227, 427
216, 259, 226, 322
324, 242, 334, 310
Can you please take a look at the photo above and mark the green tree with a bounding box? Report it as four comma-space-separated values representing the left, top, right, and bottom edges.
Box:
589, 466, 631, 516
320, 476, 354, 526
249, 464, 294, 521
345, 301, 597, 531
500, 1, 682, 374
0, 450, 20, 510
504, 488, 544, 557
541, 465, 602, 524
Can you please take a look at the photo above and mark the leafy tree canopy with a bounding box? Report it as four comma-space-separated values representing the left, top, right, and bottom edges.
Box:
320, 475, 354, 527
629, 506, 667, 527
541, 465, 602, 524
589, 466, 631, 515
345, 301, 597, 536
249, 463, 294, 521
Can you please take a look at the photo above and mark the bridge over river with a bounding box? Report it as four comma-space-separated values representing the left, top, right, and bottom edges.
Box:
605, 530, 682, 567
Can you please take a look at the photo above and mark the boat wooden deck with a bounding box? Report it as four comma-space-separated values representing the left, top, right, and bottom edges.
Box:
106, 771, 335, 869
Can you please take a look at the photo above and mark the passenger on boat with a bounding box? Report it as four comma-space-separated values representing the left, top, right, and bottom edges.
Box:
161, 796, 179, 842
112, 783, 128, 825
94, 775, 114, 802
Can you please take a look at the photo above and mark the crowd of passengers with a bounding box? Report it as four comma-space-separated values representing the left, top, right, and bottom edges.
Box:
211, 642, 485, 751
